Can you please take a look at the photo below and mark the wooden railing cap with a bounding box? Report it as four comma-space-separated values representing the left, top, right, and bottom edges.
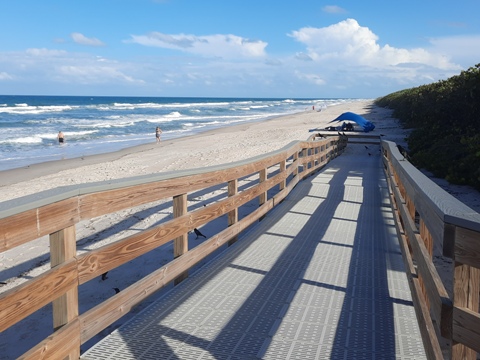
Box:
0, 141, 302, 220
382, 140, 480, 232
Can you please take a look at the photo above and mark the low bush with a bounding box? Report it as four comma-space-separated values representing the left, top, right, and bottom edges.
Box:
375, 64, 480, 191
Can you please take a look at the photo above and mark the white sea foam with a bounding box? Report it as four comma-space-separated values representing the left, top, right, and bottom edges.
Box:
1, 136, 44, 144
112, 103, 136, 110
0, 96, 359, 171
80, 121, 136, 128
164, 111, 182, 118
0, 104, 74, 114
63, 130, 98, 137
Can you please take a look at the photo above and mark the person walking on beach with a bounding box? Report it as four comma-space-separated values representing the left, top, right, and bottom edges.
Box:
155, 127, 162, 143
57, 131, 65, 144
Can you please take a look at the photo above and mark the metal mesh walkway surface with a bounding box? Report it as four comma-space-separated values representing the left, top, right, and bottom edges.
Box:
82, 146, 427, 359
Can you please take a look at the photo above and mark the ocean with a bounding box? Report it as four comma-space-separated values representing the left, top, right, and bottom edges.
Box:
0, 95, 355, 171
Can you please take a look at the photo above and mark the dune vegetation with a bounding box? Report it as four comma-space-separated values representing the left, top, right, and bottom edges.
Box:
375, 64, 480, 191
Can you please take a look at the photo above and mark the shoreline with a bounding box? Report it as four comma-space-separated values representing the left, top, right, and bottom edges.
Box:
0, 113, 290, 186
0, 100, 383, 195
0, 133, 195, 187
0, 109, 322, 187
0, 96, 343, 175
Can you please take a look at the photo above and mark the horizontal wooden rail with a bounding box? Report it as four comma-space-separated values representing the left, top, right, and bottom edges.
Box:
308, 131, 381, 145
382, 140, 480, 359
0, 259, 78, 332
0, 136, 346, 359
453, 307, 480, 353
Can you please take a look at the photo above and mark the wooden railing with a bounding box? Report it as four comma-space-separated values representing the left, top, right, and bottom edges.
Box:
2, 135, 479, 360
382, 140, 480, 359
0, 136, 346, 359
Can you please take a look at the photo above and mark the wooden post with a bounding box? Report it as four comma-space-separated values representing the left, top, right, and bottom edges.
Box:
303, 148, 308, 171
298, 149, 305, 174
406, 195, 416, 223
311, 146, 316, 168
50, 225, 80, 360
228, 179, 238, 246
259, 168, 267, 207
293, 152, 299, 177
279, 160, 286, 191
419, 219, 433, 309
452, 261, 480, 359
173, 193, 188, 284
259, 168, 267, 221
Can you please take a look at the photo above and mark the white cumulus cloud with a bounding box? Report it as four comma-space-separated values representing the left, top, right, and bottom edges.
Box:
288, 18, 460, 70
294, 71, 326, 85
127, 32, 267, 59
26, 48, 68, 56
0, 71, 13, 80
58, 65, 140, 84
428, 35, 480, 65
71, 32, 105, 47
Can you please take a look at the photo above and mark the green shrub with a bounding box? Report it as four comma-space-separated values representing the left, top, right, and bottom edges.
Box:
375, 64, 480, 191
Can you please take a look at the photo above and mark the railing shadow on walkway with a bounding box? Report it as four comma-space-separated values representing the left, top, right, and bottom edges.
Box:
329, 153, 417, 357
106, 150, 417, 359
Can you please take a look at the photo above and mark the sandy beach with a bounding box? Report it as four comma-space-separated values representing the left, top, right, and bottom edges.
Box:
1, 99, 480, 359
0, 100, 392, 197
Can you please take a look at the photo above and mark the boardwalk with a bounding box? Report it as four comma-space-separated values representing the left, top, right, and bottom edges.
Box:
82, 147, 426, 359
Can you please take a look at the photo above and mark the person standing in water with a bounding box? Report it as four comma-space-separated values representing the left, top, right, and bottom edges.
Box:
57, 131, 65, 143
155, 127, 162, 143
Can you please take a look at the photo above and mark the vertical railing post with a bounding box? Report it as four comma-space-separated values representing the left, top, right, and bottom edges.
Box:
305, 147, 309, 170
452, 256, 480, 359
307, 146, 312, 169
299, 149, 306, 175
311, 146, 316, 168
419, 219, 433, 309
293, 152, 299, 177
259, 168, 267, 221
259, 168, 267, 205
330, 139, 336, 158
50, 225, 79, 360
228, 179, 238, 246
325, 141, 331, 161
314, 145, 319, 167
173, 193, 188, 284
279, 159, 286, 191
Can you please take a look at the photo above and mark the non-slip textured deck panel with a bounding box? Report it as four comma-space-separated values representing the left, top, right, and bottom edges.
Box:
82, 147, 426, 359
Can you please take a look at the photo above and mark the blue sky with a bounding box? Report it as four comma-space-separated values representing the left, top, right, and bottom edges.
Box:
1, 0, 479, 98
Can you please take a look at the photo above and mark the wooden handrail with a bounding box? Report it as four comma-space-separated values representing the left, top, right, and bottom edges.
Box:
2, 135, 479, 359
382, 140, 480, 359
0, 136, 346, 359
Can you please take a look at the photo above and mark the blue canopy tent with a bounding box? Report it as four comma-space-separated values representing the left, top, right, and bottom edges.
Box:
329, 112, 375, 132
